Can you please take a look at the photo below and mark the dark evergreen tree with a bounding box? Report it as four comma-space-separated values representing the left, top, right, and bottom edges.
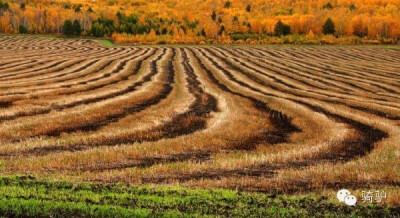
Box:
74, 4, 82, 12
161, 27, 168, 35
323, 2, 333, 9
211, 10, 216, 21
201, 28, 206, 37
89, 17, 115, 37
246, 4, 251, 12
283, 24, 291, 35
116, 11, 123, 20
0, 2, 9, 10
63, 3, 71, 9
323, 18, 335, 35
224, 1, 231, 8
73, 20, 82, 36
218, 25, 225, 35
63, 20, 74, 36
19, 25, 28, 34
90, 23, 105, 37
274, 20, 291, 36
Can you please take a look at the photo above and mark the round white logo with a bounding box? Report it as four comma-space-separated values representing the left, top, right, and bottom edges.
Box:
337, 189, 351, 202
344, 195, 357, 206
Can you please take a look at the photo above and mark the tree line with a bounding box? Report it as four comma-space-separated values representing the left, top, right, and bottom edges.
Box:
0, 0, 399, 43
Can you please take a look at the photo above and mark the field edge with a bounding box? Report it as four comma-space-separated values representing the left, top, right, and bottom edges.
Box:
0, 175, 398, 217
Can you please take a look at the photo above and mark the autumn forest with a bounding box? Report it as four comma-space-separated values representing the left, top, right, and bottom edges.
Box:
0, 0, 400, 44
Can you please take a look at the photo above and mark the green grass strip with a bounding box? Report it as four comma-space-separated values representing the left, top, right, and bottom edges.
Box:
0, 176, 397, 217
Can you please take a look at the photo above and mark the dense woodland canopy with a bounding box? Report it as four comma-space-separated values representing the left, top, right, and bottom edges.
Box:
0, 0, 400, 44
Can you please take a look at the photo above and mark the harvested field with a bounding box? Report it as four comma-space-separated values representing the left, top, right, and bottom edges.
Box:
0, 36, 400, 207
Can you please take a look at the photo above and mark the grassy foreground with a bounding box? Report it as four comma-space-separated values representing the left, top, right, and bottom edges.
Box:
0, 176, 397, 217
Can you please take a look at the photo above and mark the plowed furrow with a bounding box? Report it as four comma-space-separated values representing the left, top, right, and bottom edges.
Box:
215, 48, 400, 118
3, 48, 218, 159
0, 50, 157, 123
190, 48, 299, 143
195, 47, 389, 168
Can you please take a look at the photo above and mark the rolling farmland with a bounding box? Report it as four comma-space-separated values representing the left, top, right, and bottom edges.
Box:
0, 36, 400, 214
